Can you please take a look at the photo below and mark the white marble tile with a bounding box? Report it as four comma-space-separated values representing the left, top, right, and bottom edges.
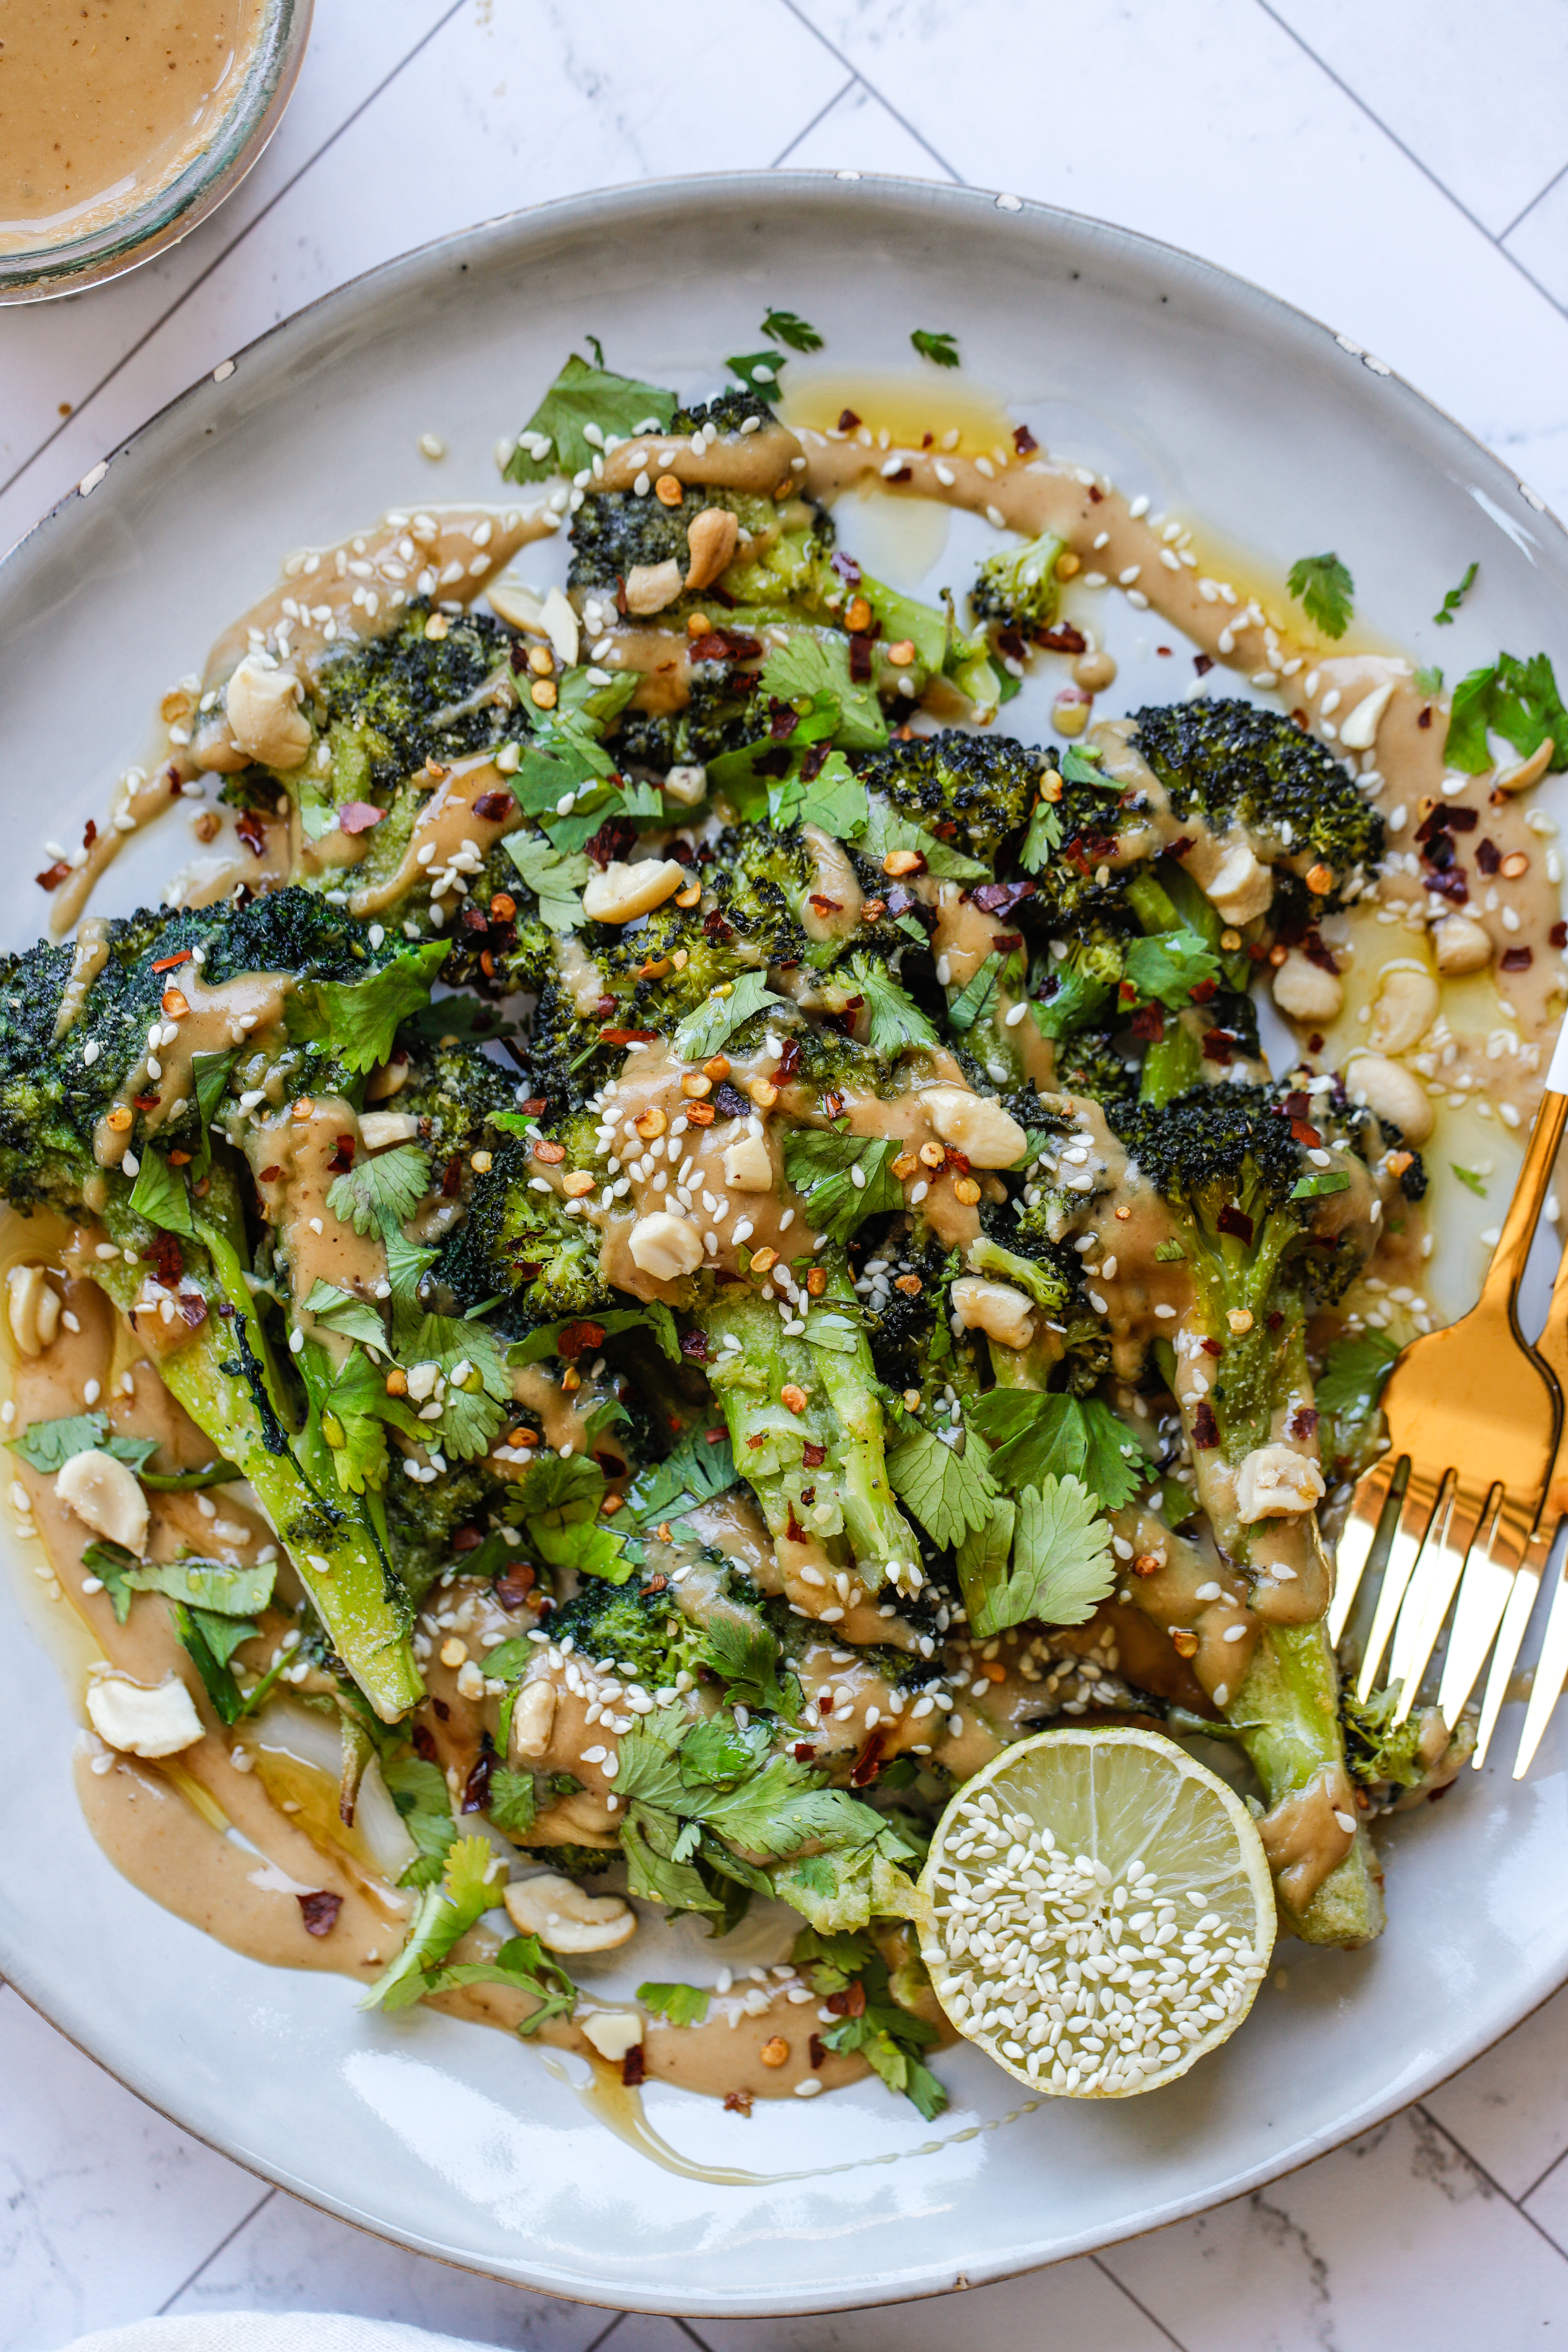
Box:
1506, 164, 1568, 313
0, 0, 456, 497
1424, 1981, 1568, 2199
0, 0, 845, 557
786, 0, 1568, 519
1102, 2104, 1568, 2351
693, 2253, 1177, 2351
773, 77, 954, 181
1262, 0, 1568, 237
161, 2182, 613, 2346
0, 1988, 266, 2352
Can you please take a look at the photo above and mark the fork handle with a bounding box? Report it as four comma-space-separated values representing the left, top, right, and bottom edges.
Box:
1475, 1030, 1568, 1321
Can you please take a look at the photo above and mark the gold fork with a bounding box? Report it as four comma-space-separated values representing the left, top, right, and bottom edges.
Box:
1326, 1082, 1568, 1731
1501, 1234, 1568, 1775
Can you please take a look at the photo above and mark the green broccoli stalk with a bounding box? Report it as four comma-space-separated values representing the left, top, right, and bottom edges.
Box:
969, 528, 1067, 639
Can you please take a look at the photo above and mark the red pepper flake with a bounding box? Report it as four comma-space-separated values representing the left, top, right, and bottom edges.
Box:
1418, 706, 1433, 729
338, 802, 384, 835
746, 1432, 766, 1449
1168, 835, 1194, 859
786, 1505, 807, 1543
554, 1318, 606, 1363
687, 629, 762, 665
1012, 422, 1038, 455
836, 409, 861, 432
1289, 1406, 1320, 1441
1035, 622, 1087, 655
773, 1036, 802, 1085
1290, 1120, 1323, 1148
848, 633, 876, 684
298, 1891, 342, 1938
1554, 921, 1568, 950
440, 1153, 462, 1197
460, 1750, 494, 1814
147, 1231, 184, 1288
808, 2035, 827, 2070
808, 893, 843, 916
972, 878, 1037, 916
327, 1134, 355, 1174
1501, 945, 1534, 971
1189, 976, 1219, 1004
151, 949, 193, 972
1200, 1337, 1224, 1358
1192, 1401, 1220, 1449
1476, 838, 1501, 875
234, 811, 268, 858
680, 1328, 711, 1362
850, 1728, 888, 1785
35, 861, 70, 891
827, 1978, 866, 2018
1193, 654, 1214, 677
178, 1292, 209, 1333
599, 1026, 660, 1046
622, 2044, 646, 2088
472, 790, 516, 822
494, 1567, 536, 1610
793, 1741, 817, 1763
703, 1425, 727, 1445
802, 1441, 826, 1467
1217, 1202, 1254, 1244
1129, 1002, 1165, 1041
724, 2090, 754, 2116
885, 464, 913, 483
1087, 484, 1104, 503
1201, 1027, 1236, 1066
132, 1092, 161, 1112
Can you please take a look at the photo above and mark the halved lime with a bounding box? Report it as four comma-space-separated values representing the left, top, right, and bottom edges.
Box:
919, 1727, 1276, 2099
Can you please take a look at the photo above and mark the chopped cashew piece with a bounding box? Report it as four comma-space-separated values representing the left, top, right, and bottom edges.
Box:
1433, 913, 1493, 975
7, 1263, 61, 1357
628, 1211, 704, 1282
364, 1057, 412, 1102
509, 1677, 557, 1761
224, 652, 311, 771
722, 1130, 773, 1191
86, 1671, 204, 1758
663, 764, 707, 808
1271, 949, 1343, 1024
1337, 676, 1396, 752
581, 859, 687, 924
538, 586, 580, 667
487, 574, 547, 634
1234, 1444, 1326, 1522
1343, 1052, 1435, 1144
503, 1870, 637, 1954
580, 2009, 644, 2062
1367, 965, 1439, 1056
359, 1110, 421, 1148
56, 1448, 149, 1554
684, 505, 740, 593
1184, 834, 1273, 926
623, 559, 684, 616
1495, 738, 1554, 795
951, 1277, 1035, 1351
920, 1084, 1028, 1168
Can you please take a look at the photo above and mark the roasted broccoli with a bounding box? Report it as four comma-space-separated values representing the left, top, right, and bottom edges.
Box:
857, 732, 1049, 866
969, 528, 1068, 638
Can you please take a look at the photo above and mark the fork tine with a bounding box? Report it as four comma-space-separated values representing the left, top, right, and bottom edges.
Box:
1387, 1479, 1494, 1721
1356, 1465, 1449, 1702
1435, 1491, 1535, 1733
1328, 1456, 1398, 1648
1515, 1526, 1568, 1778
1473, 1518, 1555, 1769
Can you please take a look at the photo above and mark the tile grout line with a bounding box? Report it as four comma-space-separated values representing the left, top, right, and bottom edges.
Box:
1413, 2102, 1568, 2265
773, 0, 964, 183
581, 2314, 626, 2352
1498, 152, 1568, 246
1251, 0, 1568, 330
769, 70, 858, 169
153, 2184, 279, 2314
0, 0, 472, 508
670, 2320, 715, 2351
1517, 2134, 1568, 2213
1090, 2249, 1193, 2350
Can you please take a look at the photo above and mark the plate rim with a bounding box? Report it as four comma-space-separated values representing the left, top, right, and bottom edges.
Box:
3, 165, 1567, 2316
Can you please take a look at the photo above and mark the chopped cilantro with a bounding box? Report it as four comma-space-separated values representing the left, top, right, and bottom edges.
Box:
910, 328, 960, 369
761, 308, 823, 353
326, 1142, 430, 1237
969, 1389, 1154, 1507
673, 969, 784, 1063
1287, 551, 1355, 640
637, 1980, 712, 2027
957, 1476, 1116, 1638
504, 354, 676, 484
781, 1129, 904, 1246
504, 833, 590, 934
843, 956, 940, 1058
885, 1422, 999, 1551
1433, 561, 1478, 627
1445, 651, 1568, 775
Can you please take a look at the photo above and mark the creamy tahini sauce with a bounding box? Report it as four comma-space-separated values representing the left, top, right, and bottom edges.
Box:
0, 0, 265, 250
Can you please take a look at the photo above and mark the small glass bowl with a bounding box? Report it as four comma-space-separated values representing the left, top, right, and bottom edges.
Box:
0, 0, 314, 306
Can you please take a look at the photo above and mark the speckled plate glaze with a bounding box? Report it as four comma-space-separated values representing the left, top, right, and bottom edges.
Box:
2, 176, 1568, 2318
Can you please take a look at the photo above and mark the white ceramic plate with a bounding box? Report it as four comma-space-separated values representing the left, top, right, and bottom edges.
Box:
3, 176, 1568, 2318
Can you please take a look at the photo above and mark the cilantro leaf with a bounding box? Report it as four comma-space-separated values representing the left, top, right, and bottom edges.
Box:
637, 1980, 711, 2026
1287, 551, 1355, 640
326, 1143, 430, 1238
1446, 651, 1568, 775
1124, 926, 1220, 1008
782, 1129, 903, 1245
624, 1421, 738, 1527
421, 1932, 577, 2038
758, 632, 887, 750
1289, 1170, 1352, 1200
129, 1152, 195, 1238
382, 1751, 458, 1888
960, 1475, 1116, 1637
302, 1280, 390, 1358
1314, 1330, 1400, 1419
292, 942, 450, 1077
391, 1310, 511, 1464
679, 1713, 772, 1785
701, 1761, 882, 1859
170, 1600, 257, 1725
769, 748, 870, 839
726, 351, 782, 394
945, 951, 1006, 1032
1451, 1163, 1489, 1198
485, 1766, 539, 1836
313, 1344, 424, 1494
703, 1612, 801, 1722
508, 1304, 681, 1369
844, 955, 939, 1058
132, 1557, 275, 1615
969, 1389, 1154, 1508
860, 795, 988, 880
505, 354, 676, 484
9, 1412, 156, 1478
886, 1423, 999, 1550
1434, 561, 1478, 627
1415, 665, 1444, 696
673, 969, 783, 1062
1020, 795, 1064, 873
79, 1540, 139, 1622
762, 308, 823, 353
363, 1833, 503, 2011
504, 833, 590, 933
910, 328, 959, 368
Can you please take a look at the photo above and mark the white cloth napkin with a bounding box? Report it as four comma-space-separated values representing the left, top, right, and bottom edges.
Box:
60, 2318, 518, 2352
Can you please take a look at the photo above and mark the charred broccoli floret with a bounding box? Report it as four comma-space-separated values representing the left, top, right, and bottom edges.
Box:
1132, 700, 1384, 905
856, 731, 1049, 865
315, 601, 516, 800
969, 528, 1068, 637
436, 1119, 614, 1327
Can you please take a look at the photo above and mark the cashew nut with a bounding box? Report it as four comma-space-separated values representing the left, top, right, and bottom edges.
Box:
580, 2009, 645, 2061
510, 1677, 557, 1762
56, 1448, 149, 1554
663, 764, 708, 808
1337, 676, 1396, 752
1234, 1444, 1326, 1522
684, 505, 740, 593
487, 574, 547, 633
503, 1870, 637, 1954
86, 1669, 204, 1757
1271, 949, 1343, 1024
722, 1130, 773, 1192
1343, 1051, 1435, 1144
7, 1264, 61, 1357
224, 652, 311, 771
358, 1110, 421, 1148
581, 858, 686, 924
1190, 835, 1273, 926
800, 825, 864, 940
1495, 738, 1554, 794
951, 1277, 1035, 1351
538, 586, 580, 667
1433, 913, 1493, 975
1367, 963, 1439, 1055
919, 1084, 1028, 1168
363, 1057, 411, 1102
623, 559, 685, 616
628, 1211, 704, 1282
